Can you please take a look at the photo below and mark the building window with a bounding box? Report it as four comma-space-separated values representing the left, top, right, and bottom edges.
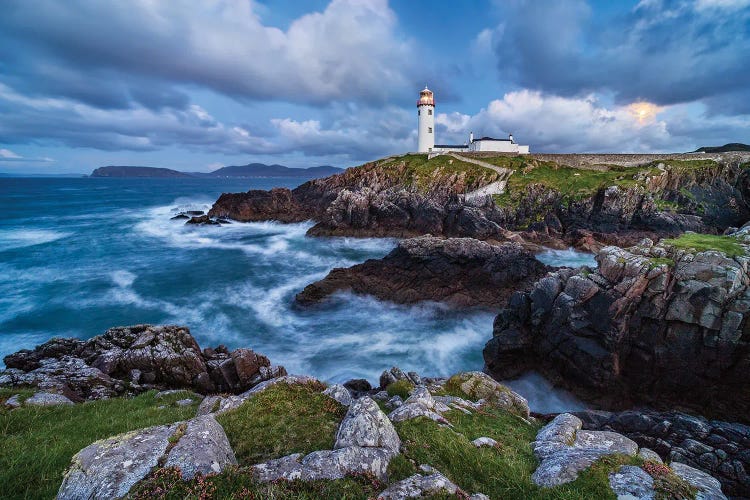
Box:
428, 109, 432, 116
428, 127, 432, 133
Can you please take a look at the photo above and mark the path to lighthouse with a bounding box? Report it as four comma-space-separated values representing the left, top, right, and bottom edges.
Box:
449, 153, 514, 201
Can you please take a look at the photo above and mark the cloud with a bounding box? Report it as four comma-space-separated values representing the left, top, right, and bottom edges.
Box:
488, 0, 750, 111
436, 90, 749, 153
0, 83, 413, 162
0, 147, 53, 163
0, 0, 417, 108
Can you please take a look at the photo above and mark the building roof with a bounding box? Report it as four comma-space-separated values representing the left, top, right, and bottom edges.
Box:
434, 144, 468, 148
476, 136, 510, 142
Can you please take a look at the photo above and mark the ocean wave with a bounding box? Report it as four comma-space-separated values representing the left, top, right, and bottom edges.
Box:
0, 229, 72, 251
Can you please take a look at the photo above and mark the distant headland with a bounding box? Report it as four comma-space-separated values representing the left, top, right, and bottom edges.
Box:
89, 163, 343, 179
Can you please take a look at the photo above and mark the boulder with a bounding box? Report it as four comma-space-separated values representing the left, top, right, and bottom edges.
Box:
57, 423, 180, 499
334, 397, 400, 453
472, 437, 498, 448
164, 416, 237, 480
446, 371, 530, 417
377, 472, 460, 499
252, 446, 395, 482
609, 465, 655, 500
671, 462, 728, 500
323, 384, 352, 406
25, 391, 74, 407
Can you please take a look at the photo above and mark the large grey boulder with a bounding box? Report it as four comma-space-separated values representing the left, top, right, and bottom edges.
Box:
323, 384, 352, 406
671, 462, 728, 500
609, 465, 655, 500
377, 472, 460, 499
25, 391, 74, 407
57, 423, 180, 499
164, 416, 237, 480
252, 446, 395, 482
532, 413, 639, 488
335, 397, 400, 453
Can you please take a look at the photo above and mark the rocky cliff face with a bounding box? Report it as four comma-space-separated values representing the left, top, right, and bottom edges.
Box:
484, 232, 750, 422
208, 154, 750, 247
0, 325, 286, 400
296, 236, 550, 308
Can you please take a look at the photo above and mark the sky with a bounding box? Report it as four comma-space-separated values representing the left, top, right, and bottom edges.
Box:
0, 0, 748, 174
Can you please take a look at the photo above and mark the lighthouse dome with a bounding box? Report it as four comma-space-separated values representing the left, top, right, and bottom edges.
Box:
417, 86, 434, 107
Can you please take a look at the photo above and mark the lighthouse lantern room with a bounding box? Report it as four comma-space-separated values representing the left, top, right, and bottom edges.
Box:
417, 86, 435, 152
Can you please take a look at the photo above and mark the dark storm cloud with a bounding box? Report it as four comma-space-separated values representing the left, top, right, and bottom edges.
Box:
492, 0, 750, 111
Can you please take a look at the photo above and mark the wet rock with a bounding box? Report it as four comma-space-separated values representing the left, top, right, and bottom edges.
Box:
25, 391, 74, 407
296, 236, 550, 308
164, 416, 237, 480
377, 472, 460, 499
334, 397, 401, 453
185, 215, 219, 225
57, 423, 180, 499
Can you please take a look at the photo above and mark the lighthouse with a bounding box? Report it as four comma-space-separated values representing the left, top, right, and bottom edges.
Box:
417, 86, 435, 152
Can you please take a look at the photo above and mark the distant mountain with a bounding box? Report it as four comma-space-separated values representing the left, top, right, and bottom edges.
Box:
694, 143, 750, 153
208, 163, 342, 178
91, 166, 192, 178
89, 163, 343, 179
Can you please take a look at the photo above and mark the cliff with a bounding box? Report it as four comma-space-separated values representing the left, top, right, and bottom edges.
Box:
485, 227, 750, 423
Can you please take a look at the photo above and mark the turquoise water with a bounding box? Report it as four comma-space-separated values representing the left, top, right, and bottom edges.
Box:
0, 177, 592, 410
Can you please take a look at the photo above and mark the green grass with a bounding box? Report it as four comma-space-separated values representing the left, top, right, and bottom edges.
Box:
647, 257, 675, 269
216, 382, 346, 465
662, 233, 746, 257
373, 154, 501, 194
396, 408, 644, 500
0, 390, 199, 500
386, 380, 414, 399
131, 465, 383, 500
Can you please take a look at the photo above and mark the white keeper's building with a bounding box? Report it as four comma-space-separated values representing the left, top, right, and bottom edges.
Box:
416, 86, 529, 155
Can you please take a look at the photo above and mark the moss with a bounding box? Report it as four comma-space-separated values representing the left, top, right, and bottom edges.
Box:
375, 154, 501, 194
386, 380, 414, 400
0, 390, 198, 499
654, 198, 680, 211
662, 233, 746, 257
647, 257, 675, 269
643, 461, 697, 500
386, 454, 418, 482
216, 382, 346, 465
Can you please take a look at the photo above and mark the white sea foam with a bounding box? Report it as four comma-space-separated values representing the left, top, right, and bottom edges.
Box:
110, 270, 136, 288
536, 247, 597, 268
503, 372, 588, 414
0, 229, 71, 250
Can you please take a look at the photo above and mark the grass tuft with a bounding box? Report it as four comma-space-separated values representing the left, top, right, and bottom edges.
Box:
662, 233, 746, 257
0, 390, 198, 499
216, 382, 346, 465
386, 380, 414, 400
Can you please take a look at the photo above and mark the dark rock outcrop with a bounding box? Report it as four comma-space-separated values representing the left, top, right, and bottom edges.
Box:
0, 324, 285, 400
208, 187, 314, 223
484, 235, 750, 423
296, 236, 550, 308
576, 409, 750, 498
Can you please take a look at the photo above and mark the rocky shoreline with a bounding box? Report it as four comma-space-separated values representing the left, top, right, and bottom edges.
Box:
0, 327, 735, 498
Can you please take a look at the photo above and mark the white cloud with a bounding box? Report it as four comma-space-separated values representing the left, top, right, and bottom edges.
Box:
0, 148, 21, 159
437, 90, 749, 153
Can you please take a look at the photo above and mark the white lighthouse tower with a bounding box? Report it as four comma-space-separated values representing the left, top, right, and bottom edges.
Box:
417, 86, 435, 152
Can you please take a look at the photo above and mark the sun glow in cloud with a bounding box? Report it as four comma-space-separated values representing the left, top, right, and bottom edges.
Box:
627, 101, 663, 124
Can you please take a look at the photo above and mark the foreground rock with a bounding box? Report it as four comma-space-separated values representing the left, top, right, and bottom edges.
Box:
577, 409, 750, 497
0, 325, 286, 400
296, 236, 549, 307
485, 235, 750, 422
532, 413, 727, 498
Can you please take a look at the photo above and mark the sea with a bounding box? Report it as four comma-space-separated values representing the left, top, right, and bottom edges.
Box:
0, 177, 595, 412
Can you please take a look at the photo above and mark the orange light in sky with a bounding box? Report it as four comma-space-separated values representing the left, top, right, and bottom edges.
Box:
628, 101, 662, 124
